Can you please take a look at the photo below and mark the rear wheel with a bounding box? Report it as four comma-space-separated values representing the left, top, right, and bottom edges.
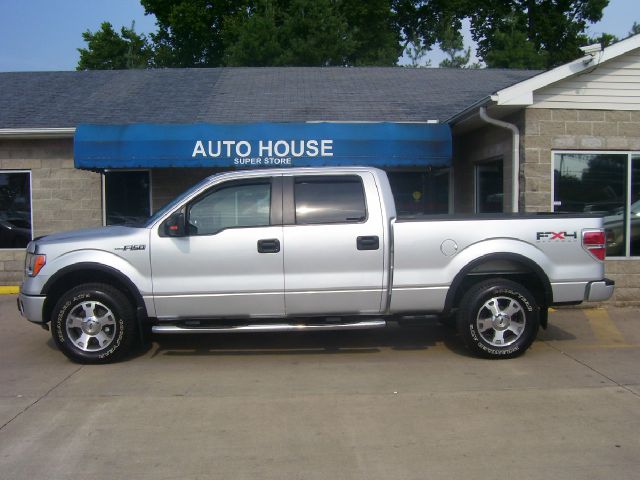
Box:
457, 278, 539, 359
51, 283, 137, 364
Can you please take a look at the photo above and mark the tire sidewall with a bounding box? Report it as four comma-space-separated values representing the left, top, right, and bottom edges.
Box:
52, 285, 134, 363
459, 280, 539, 358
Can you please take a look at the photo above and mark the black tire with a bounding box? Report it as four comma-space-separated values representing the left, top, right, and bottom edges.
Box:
51, 283, 137, 364
456, 278, 539, 359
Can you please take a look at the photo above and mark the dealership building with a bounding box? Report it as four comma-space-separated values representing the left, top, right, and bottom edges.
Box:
1, 34, 639, 305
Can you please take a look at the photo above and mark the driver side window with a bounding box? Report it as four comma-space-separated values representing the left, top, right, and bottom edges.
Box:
187, 181, 271, 235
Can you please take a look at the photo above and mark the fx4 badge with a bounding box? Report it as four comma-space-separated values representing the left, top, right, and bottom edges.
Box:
115, 245, 147, 251
536, 231, 577, 242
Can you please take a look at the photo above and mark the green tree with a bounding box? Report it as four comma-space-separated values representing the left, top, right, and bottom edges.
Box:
481, 14, 548, 68
469, 0, 609, 69
396, 0, 609, 69
340, 0, 402, 66
223, 0, 356, 66
140, 0, 248, 67
77, 22, 152, 70
142, 0, 400, 67
438, 25, 471, 68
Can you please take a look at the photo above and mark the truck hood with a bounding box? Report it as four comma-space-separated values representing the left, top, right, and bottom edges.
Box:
33, 226, 147, 248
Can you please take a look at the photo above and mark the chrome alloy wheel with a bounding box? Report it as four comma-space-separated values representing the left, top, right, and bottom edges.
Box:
475, 296, 526, 347
65, 301, 117, 352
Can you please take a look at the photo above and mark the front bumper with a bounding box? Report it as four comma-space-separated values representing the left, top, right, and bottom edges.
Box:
586, 278, 615, 302
17, 292, 46, 324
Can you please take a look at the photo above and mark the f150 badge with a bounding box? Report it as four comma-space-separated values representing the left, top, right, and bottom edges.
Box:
536, 231, 577, 242
115, 245, 146, 251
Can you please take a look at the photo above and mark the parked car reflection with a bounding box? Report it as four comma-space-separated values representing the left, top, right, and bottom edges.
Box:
603, 199, 640, 256
0, 213, 31, 248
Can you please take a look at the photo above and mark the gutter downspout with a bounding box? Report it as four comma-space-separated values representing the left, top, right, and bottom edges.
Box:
478, 107, 520, 213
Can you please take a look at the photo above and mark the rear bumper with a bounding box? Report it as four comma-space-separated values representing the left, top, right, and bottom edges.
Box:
586, 278, 615, 302
17, 292, 46, 324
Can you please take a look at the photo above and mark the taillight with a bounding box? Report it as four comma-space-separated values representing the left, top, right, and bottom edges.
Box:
583, 230, 606, 261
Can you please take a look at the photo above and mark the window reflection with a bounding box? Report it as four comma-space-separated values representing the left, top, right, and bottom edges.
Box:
0, 172, 31, 248
294, 176, 366, 224
188, 182, 271, 235
554, 153, 627, 256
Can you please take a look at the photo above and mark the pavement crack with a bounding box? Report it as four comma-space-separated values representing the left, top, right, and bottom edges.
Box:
0, 365, 84, 432
544, 341, 640, 399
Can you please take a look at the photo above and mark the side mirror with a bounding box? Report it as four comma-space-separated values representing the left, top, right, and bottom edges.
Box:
163, 212, 186, 237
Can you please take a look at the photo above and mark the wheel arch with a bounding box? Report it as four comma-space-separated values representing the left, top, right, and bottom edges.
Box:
41, 263, 148, 325
444, 253, 552, 325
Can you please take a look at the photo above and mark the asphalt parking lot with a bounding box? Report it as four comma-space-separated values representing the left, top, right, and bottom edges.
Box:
0, 295, 639, 480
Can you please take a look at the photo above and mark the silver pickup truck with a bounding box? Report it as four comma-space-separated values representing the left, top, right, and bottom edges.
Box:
19, 167, 614, 363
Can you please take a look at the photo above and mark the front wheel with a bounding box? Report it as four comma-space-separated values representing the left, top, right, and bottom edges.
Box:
457, 278, 539, 359
51, 283, 137, 364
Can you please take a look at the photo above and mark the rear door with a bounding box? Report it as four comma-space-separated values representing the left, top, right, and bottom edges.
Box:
282, 172, 385, 315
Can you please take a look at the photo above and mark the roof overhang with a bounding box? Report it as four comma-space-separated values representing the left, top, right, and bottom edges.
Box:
74, 122, 452, 170
491, 33, 640, 106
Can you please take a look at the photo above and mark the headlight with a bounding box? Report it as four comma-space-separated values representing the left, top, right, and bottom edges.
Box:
25, 252, 46, 277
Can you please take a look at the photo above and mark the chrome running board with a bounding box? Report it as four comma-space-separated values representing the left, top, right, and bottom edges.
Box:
152, 319, 387, 334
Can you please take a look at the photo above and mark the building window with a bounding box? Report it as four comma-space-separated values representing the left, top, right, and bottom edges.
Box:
104, 171, 151, 225
553, 152, 639, 257
387, 168, 449, 215
475, 159, 503, 213
0, 171, 32, 249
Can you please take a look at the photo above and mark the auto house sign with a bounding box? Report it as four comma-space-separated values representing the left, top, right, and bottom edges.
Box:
191, 138, 335, 166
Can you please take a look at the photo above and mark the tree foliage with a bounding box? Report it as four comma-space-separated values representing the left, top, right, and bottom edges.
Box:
140, 0, 246, 67
438, 25, 473, 68
137, 0, 400, 67
77, 22, 152, 70
78, 0, 618, 70
396, 0, 610, 69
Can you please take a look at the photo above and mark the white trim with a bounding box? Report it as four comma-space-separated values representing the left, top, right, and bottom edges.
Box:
493, 34, 640, 106
0, 128, 75, 138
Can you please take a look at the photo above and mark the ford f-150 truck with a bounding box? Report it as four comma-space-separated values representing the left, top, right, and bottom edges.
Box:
18, 167, 614, 363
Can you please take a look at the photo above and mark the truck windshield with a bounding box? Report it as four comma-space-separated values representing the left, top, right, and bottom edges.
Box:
144, 176, 215, 227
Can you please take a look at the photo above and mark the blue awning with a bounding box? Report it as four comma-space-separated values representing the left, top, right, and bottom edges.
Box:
74, 122, 451, 170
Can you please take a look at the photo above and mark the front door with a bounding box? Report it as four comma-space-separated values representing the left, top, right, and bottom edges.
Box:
150, 176, 284, 319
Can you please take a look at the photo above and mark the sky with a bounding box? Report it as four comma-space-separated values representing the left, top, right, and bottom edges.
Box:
0, 0, 637, 72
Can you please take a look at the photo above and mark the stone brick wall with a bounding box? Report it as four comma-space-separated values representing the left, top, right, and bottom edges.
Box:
523, 108, 640, 305
0, 137, 102, 284
522, 109, 640, 212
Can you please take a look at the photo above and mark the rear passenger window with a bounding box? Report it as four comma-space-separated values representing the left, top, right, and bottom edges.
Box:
294, 176, 366, 224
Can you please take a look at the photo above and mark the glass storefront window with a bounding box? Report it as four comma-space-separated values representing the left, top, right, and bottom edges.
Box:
553, 152, 632, 257
631, 155, 640, 256
387, 169, 449, 216
0, 171, 31, 248
476, 159, 504, 213
104, 171, 151, 225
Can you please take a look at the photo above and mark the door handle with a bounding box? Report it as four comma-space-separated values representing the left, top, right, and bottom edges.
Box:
257, 238, 280, 253
357, 235, 379, 251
